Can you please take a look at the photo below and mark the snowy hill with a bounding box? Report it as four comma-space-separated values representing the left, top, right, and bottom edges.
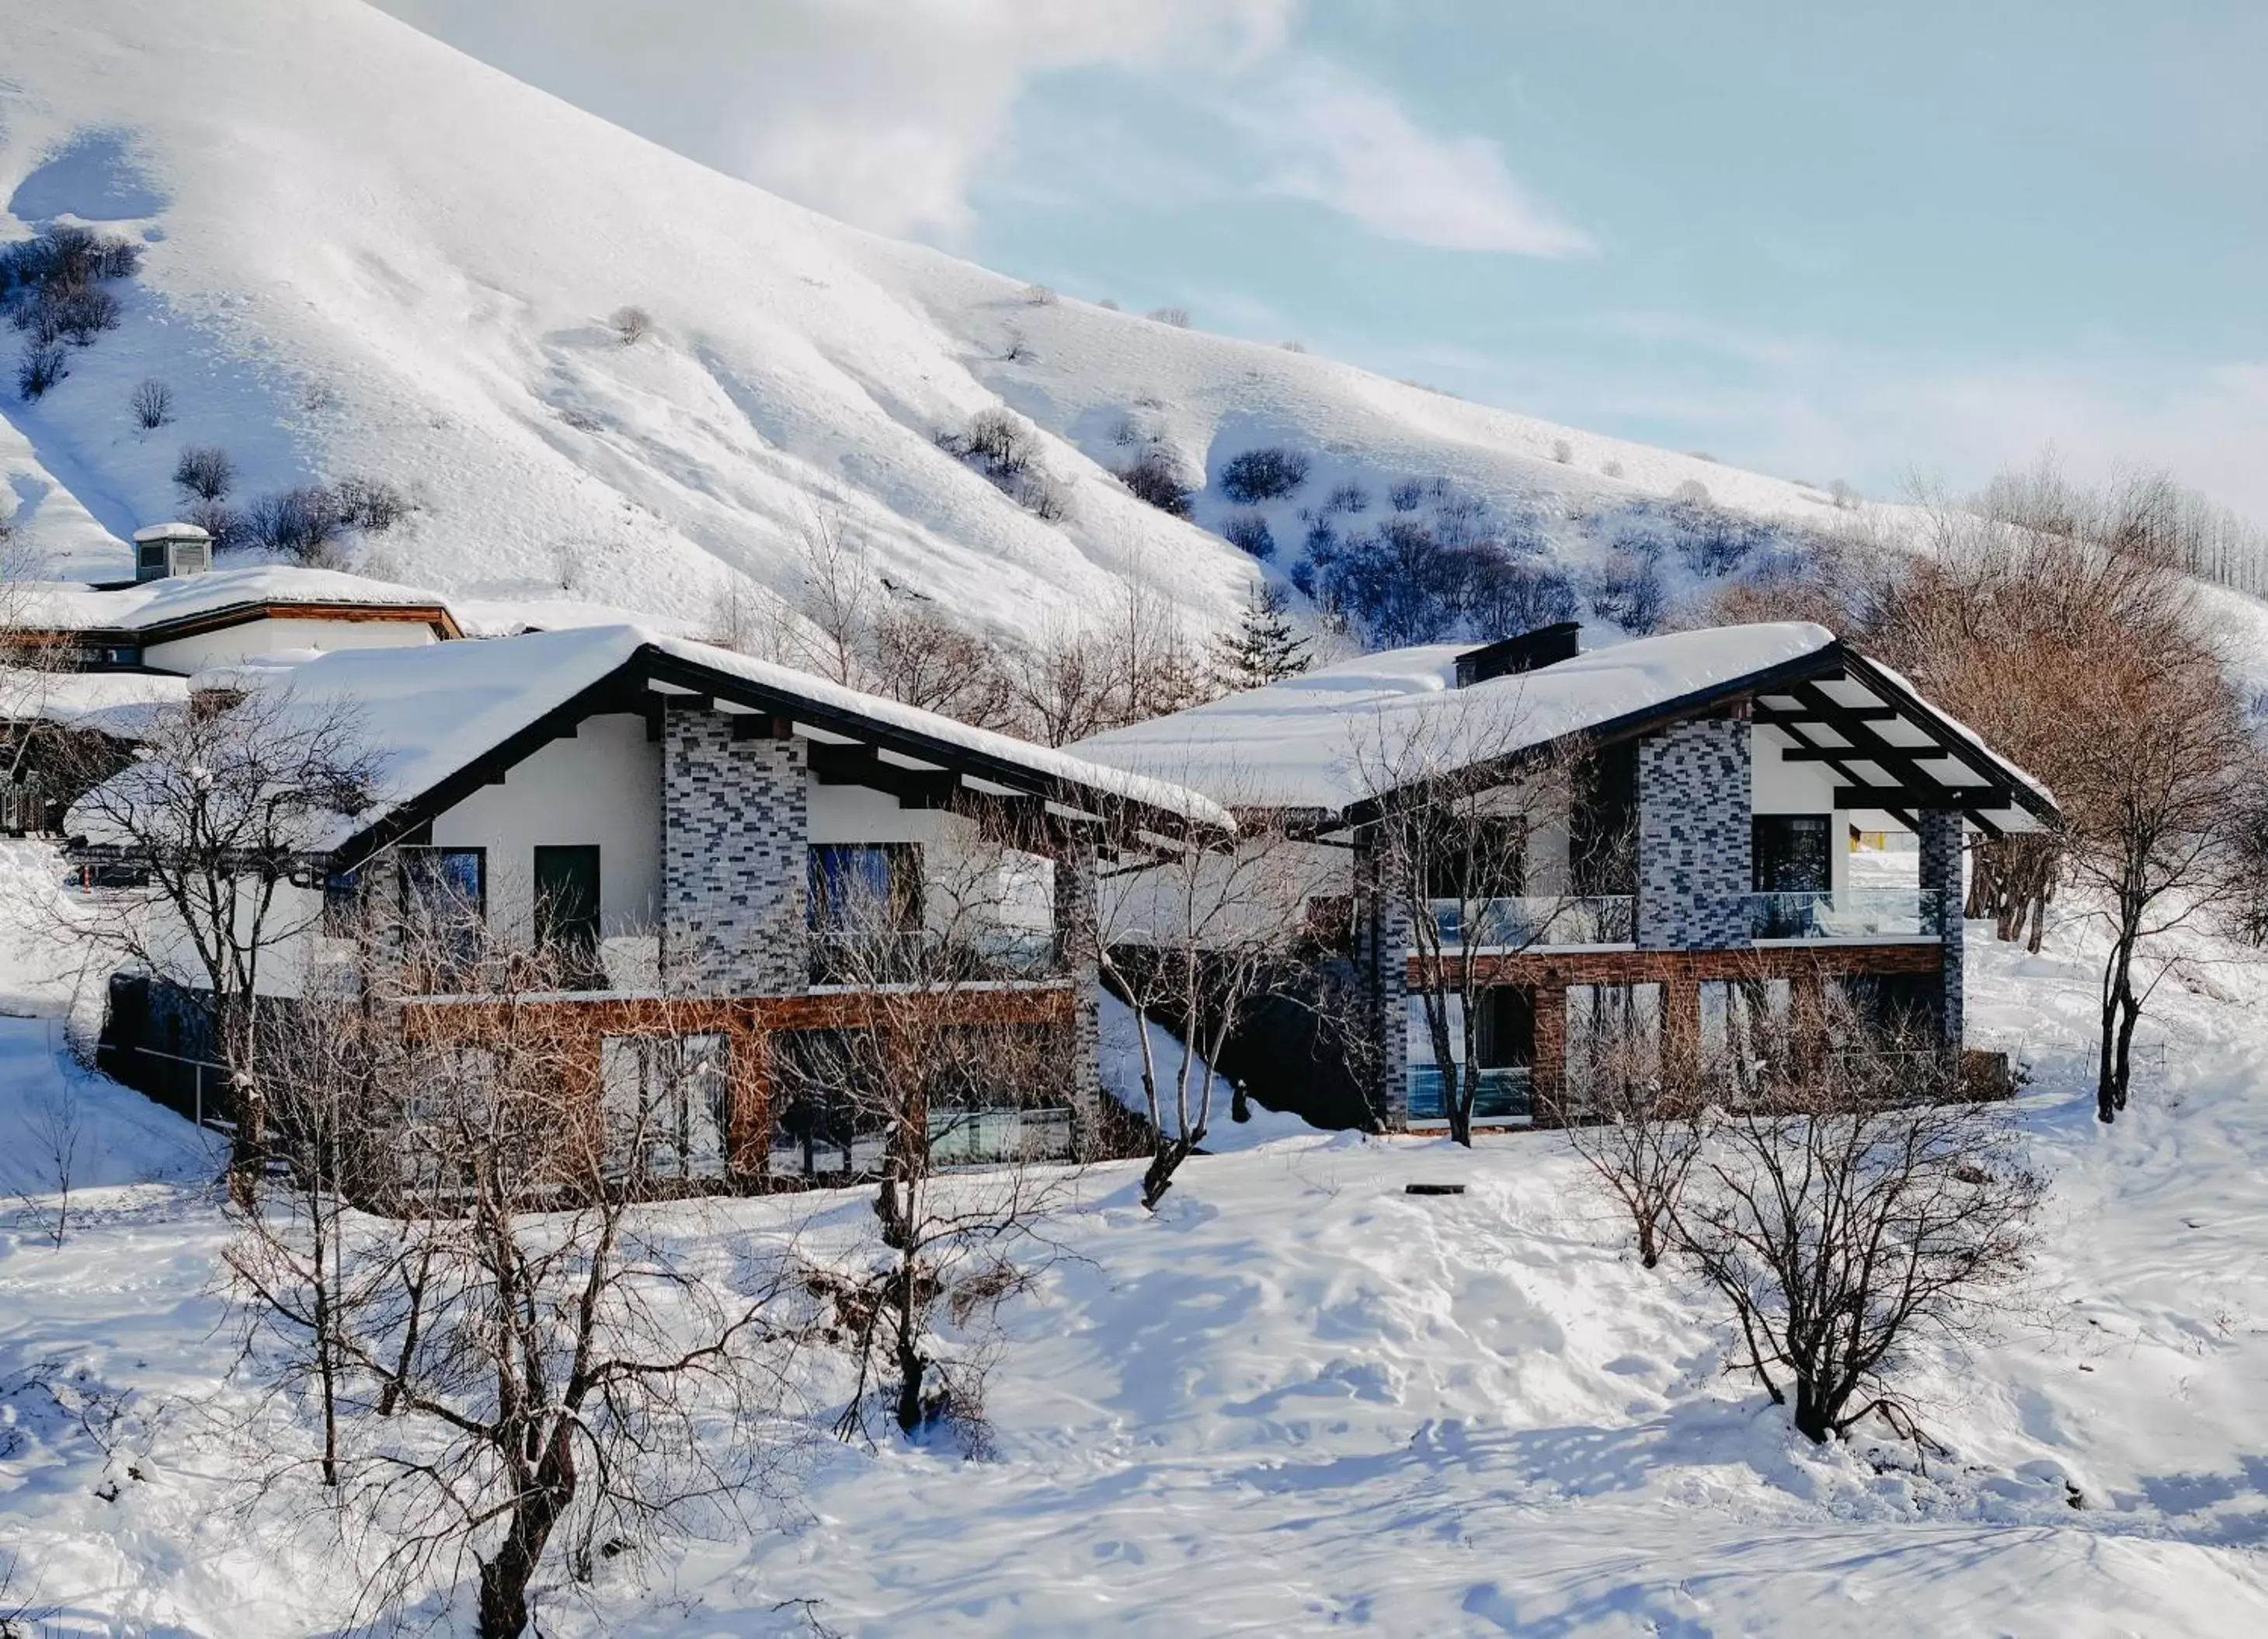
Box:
3, 826, 2268, 1634
0, 0, 1859, 646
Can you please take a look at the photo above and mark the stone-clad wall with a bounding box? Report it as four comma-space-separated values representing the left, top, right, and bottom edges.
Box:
661, 711, 808, 995
1636, 719, 1751, 950
1917, 808, 1964, 1046
1052, 838, 1106, 1154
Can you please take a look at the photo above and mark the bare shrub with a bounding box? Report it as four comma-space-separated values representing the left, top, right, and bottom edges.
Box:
1671, 478, 1710, 505
1279, 339, 1307, 353
245, 486, 348, 559
607, 304, 652, 346
15, 344, 66, 401
16, 1059, 87, 1248
939, 409, 1068, 521
183, 499, 245, 549
48, 284, 121, 345
1668, 991, 2046, 1446
331, 475, 409, 533
1468, 555, 1579, 640
1222, 511, 1275, 559
1388, 479, 1425, 513
1588, 549, 1666, 634
1326, 482, 1370, 516
1551, 438, 1574, 465
1603, 458, 1626, 479
1018, 282, 1057, 306
1828, 478, 1859, 510
1115, 446, 1194, 517
173, 444, 235, 501
130, 377, 172, 430
1146, 306, 1191, 328
1219, 447, 1310, 505
871, 602, 1014, 729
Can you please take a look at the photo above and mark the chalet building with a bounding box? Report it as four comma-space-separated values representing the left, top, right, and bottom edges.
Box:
3, 524, 463, 833
78, 625, 1228, 1181
1069, 621, 2059, 1132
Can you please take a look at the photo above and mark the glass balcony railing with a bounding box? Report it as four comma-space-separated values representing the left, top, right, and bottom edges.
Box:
1407, 1064, 1533, 1122
1744, 889, 1944, 941
806, 927, 1065, 986
1428, 895, 1635, 949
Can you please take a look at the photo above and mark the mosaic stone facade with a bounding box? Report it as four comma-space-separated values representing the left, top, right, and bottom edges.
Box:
1917, 807, 1965, 1045
660, 710, 808, 995
1636, 719, 1752, 950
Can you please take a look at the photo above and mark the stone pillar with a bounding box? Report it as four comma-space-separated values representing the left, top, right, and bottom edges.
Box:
1917, 809, 1965, 1049
1637, 719, 1752, 950
661, 710, 808, 996
1353, 839, 1410, 1129
1052, 837, 1104, 1156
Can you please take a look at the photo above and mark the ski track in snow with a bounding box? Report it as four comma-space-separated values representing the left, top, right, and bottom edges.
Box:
3, 830, 2267, 1636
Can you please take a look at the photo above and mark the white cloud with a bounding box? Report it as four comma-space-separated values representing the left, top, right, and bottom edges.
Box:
1241, 63, 1593, 257
377, 0, 1297, 238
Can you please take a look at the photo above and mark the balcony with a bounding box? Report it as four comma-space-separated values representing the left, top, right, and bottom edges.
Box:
1407, 1064, 1532, 1123
1428, 895, 1635, 950
806, 927, 1066, 987
1745, 889, 1944, 943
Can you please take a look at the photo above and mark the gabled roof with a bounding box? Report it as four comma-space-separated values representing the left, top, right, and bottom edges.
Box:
1067, 622, 2057, 835
71, 625, 1232, 858
9, 565, 463, 642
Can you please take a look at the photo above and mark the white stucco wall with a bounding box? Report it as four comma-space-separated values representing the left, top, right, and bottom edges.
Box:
430, 712, 662, 941
142, 616, 437, 675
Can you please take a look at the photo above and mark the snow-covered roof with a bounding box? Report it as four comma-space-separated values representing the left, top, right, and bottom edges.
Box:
1070, 624, 1841, 814
7, 566, 460, 635
0, 668, 189, 735
72, 625, 1231, 853
1070, 622, 2055, 831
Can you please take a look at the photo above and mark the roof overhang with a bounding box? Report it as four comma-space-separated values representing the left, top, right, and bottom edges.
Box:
1336, 638, 2058, 836
21, 600, 464, 649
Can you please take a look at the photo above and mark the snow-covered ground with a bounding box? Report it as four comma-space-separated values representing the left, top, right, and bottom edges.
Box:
1, 0, 1868, 650
4, 831, 2267, 1636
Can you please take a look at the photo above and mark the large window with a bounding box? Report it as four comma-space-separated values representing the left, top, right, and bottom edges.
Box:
600, 1033, 730, 1184
1752, 814, 1831, 893
399, 845, 486, 920
808, 844, 923, 931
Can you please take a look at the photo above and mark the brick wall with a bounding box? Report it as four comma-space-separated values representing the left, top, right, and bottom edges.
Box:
661, 710, 808, 995
1637, 719, 1751, 950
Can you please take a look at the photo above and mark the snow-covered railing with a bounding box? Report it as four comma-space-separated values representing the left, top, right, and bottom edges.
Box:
1428, 896, 1636, 950
1744, 889, 1944, 942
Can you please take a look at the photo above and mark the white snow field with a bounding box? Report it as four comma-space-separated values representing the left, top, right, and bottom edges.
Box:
3, 831, 2267, 1637
0, 0, 1860, 643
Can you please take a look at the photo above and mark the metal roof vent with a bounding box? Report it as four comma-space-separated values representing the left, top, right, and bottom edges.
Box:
133, 520, 214, 583
1453, 621, 1581, 687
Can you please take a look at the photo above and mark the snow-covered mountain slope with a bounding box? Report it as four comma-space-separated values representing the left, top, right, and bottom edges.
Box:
5, 827, 2268, 1635
0, 0, 1859, 643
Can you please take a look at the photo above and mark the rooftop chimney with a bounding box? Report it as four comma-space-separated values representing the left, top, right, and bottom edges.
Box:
133, 520, 214, 583
1453, 621, 1581, 687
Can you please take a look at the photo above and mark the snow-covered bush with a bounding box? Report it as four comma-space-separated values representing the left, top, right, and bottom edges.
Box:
607, 304, 652, 346
1588, 548, 1667, 634
129, 377, 172, 430
1552, 438, 1573, 465
1672, 478, 1710, 505
1326, 482, 1370, 516
1019, 282, 1057, 306
1388, 479, 1425, 513
939, 409, 1070, 521
15, 343, 67, 401
1115, 447, 1194, 517
1146, 305, 1191, 328
183, 499, 243, 548
332, 475, 409, 533
172, 446, 235, 501
1222, 511, 1275, 559
1219, 447, 1310, 505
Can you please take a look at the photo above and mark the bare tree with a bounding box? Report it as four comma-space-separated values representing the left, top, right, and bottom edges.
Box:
607, 305, 653, 346
870, 602, 1014, 729
1096, 798, 1320, 1207
1353, 698, 1593, 1145
59, 686, 377, 1203
17, 1037, 86, 1248
788, 808, 1084, 1445
129, 376, 172, 430
1563, 1007, 1706, 1269
224, 889, 811, 1637
172, 444, 235, 502
1669, 987, 2045, 1446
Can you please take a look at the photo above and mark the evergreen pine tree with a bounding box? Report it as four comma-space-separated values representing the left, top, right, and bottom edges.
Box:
1212, 583, 1313, 693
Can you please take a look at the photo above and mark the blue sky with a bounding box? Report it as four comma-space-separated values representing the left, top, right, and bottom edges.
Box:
379, 0, 2268, 517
